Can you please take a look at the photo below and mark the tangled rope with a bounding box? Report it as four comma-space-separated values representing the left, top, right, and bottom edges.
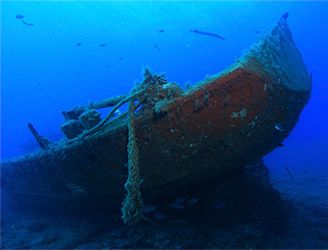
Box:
121, 100, 144, 224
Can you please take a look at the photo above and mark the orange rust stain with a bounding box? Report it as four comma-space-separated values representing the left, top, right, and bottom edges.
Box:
147, 68, 269, 139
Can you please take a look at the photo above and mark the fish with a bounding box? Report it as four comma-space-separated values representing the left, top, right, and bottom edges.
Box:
282, 12, 289, 20
274, 122, 284, 132
22, 20, 34, 26
99, 43, 106, 47
16, 14, 24, 19
285, 166, 294, 180
189, 29, 226, 40
153, 44, 160, 50
64, 183, 86, 194
75, 42, 82, 47
157, 29, 165, 33
118, 57, 123, 60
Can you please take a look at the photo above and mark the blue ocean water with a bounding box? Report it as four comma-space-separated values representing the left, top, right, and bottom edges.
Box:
2, 1, 327, 165
1, 1, 328, 249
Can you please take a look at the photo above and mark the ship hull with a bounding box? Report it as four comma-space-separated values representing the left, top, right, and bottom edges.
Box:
1, 17, 311, 210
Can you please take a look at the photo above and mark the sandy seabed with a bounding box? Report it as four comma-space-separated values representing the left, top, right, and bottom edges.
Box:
1, 171, 328, 249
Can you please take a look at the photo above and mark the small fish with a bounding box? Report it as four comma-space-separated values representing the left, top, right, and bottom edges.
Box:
153, 44, 160, 50
158, 29, 165, 33
277, 143, 284, 147
282, 12, 289, 20
118, 57, 123, 60
274, 123, 284, 132
16, 14, 24, 19
99, 43, 106, 47
189, 29, 226, 40
64, 183, 86, 194
22, 20, 34, 26
285, 166, 294, 180
75, 42, 82, 47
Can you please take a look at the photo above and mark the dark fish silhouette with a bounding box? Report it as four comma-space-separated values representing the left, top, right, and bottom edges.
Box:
285, 166, 294, 180
22, 20, 34, 26
189, 29, 226, 40
282, 12, 289, 20
75, 42, 82, 47
119, 57, 123, 60
158, 29, 165, 33
99, 43, 106, 47
16, 14, 24, 19
153, 44, 160, 50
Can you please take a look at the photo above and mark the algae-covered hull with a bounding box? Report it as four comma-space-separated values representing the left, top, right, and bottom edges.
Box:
1, 17, 311, 210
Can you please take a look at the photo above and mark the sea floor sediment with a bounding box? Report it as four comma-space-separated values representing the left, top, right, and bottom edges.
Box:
1, 172, 328, 249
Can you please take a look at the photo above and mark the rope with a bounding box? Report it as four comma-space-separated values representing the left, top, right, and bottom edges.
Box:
121, 100, 144, 224
82, 70, 164, 224
82, 83, 149, 224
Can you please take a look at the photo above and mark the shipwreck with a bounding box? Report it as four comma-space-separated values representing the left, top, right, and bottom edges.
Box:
1, 16, 311, 224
